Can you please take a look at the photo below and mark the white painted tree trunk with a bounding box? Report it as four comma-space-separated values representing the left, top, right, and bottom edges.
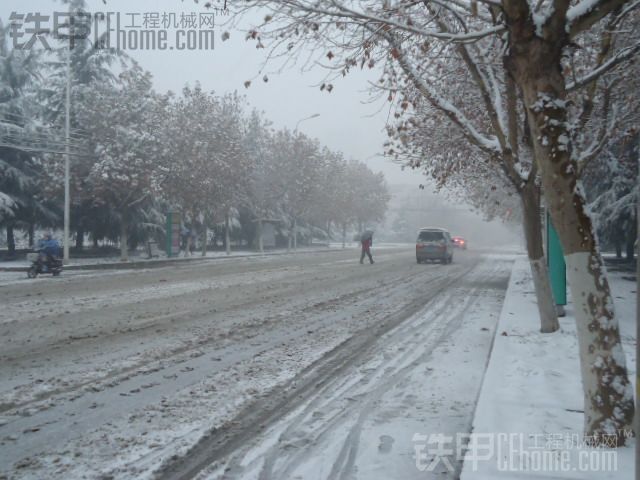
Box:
528, 259, 559, 330
565, 252, 633, 437
257, 218, 264, 253
342, 223, 346, 248
293, 218, 297, 251
521, 183, 559, 333
225, 212, 231, 256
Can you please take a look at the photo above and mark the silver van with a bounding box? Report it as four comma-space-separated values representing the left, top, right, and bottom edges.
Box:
416, 228, 454, 264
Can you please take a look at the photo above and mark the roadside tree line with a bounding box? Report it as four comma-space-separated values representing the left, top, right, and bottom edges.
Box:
0, 25, 389, 259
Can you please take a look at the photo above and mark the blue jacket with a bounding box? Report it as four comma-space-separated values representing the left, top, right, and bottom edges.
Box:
38, 238, 61, 257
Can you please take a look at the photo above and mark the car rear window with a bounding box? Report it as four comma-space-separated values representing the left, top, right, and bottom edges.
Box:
418, 231, 444, 241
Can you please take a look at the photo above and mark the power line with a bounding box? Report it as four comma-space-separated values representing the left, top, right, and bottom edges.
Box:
0, 114, 91, 139
0, 143, 87, 156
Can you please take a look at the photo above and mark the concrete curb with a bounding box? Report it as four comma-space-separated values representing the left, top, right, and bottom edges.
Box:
0, 247, 337, 273
459, 257, 520, 479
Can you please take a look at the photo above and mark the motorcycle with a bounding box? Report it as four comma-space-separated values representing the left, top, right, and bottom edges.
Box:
26, 252, 63, 278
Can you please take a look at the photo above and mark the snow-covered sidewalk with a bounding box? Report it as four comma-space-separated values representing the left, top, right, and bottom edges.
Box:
461, 258, 636, 479
0, 245, 339, 271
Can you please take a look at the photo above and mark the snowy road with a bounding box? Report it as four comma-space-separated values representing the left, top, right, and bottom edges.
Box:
0, 247, 514, 479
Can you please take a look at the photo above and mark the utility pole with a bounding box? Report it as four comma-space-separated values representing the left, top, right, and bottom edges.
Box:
63, 46, 71, 264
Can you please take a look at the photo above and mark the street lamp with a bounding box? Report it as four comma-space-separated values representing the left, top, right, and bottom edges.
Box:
294, 113, 320, 131
289, 113, 320, 252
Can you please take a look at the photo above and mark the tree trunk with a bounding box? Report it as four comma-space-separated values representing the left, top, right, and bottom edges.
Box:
342, 223, 347, 248
626, 238, 635, 262
28, 223, 35, 248
293, 217, 298, 251
93, 236, 99, 248
521, 182, 559, 333
225, 212, 231, 255
201, 226, 207, 257
257, 218, 264, 253
625, 216, 636, 262
75, 229, 84, 249
636, 156, 640, 471
120, 217, 128, 261
613, 225, 624, 259
506, 20, 634, 441
6, 224, 15, 257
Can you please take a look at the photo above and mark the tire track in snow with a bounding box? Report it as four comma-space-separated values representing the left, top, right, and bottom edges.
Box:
258, 291, 473, 480
154, 257, 486, 480
1, 250, 470, 474
0, 250, 425, 414
211, 260, 510, 480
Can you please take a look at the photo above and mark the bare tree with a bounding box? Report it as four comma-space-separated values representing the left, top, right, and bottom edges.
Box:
234, 0, 560, 332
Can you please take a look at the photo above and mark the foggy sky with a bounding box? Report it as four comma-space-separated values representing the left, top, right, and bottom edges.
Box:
3, 0, 425, 185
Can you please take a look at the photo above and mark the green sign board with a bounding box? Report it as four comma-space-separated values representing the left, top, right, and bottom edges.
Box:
546, 213, 567, 305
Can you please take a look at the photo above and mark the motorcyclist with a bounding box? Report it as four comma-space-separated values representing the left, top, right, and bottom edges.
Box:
37, 233, 61, 270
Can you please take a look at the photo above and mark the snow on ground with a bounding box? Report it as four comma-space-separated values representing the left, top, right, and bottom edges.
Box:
188, 254, 515, 480
4, 329, 343, 480
0, 248, 516, 480
0, 245, 350, 288
461, 258, 635, 480
0, 248, 480, 478
0, 251, 362, 416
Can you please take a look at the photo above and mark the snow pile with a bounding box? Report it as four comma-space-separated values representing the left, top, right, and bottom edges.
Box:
461, 258, 635, 479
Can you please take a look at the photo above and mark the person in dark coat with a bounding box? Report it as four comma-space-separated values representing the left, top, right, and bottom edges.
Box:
189, 227, 197, 255
360, 230, 374, 264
